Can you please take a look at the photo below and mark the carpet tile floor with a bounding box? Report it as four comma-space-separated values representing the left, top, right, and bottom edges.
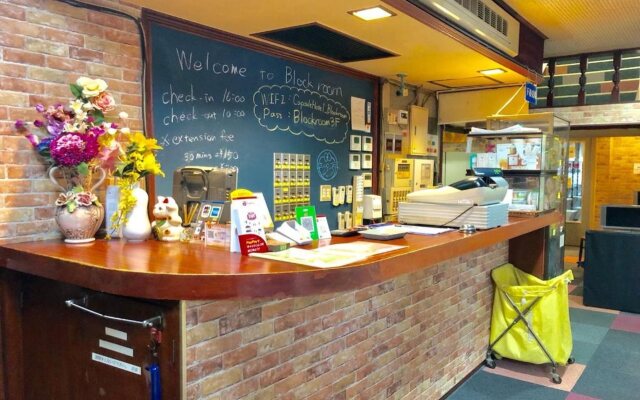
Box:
445, 247, 639, 400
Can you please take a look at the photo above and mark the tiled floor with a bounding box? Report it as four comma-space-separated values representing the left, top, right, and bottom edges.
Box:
446, 246, 640, 400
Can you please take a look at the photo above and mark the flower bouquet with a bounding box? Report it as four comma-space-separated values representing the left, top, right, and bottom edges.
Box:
101, 114, 164, 239
15, 76, 163, 242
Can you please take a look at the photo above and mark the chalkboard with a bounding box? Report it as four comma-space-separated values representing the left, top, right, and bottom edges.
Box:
144, 14, 378, 227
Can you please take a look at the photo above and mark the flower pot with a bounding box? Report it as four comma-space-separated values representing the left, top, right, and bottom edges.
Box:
122, 185, 152, 242
55, 203, 105, 243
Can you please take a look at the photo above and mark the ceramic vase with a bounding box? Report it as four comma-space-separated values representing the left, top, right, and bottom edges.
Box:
122, 185, 152, 241
49, 166, 106, 243
55, 203, 105, 243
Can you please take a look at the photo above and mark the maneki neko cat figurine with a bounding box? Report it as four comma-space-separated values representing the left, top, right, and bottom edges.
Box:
151, 196, 183, 242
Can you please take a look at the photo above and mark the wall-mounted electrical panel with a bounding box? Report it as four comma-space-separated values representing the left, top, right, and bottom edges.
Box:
409, 105, 429, 155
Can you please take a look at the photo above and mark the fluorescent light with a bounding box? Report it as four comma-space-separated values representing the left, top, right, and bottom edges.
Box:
479, 68, 506, 76
431, 2, 460, 21
350, 6, 394, 21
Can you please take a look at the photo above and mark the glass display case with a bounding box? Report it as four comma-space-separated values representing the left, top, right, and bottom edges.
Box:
468, 113, 570, 215
468, 112, 570, 279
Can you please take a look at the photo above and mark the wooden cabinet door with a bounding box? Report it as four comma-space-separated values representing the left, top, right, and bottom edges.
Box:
20, 276, 180, 400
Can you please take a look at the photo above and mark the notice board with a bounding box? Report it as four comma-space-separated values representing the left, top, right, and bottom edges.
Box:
143, 12, 378, 226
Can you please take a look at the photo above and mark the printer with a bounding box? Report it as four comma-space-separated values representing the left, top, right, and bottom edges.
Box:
398, 168, 509, 229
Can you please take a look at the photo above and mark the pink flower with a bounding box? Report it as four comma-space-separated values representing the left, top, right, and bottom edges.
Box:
75, 192, 96, 206
49, 133, 87, 166
91, 92, 115, 112
25, 134, 40, 147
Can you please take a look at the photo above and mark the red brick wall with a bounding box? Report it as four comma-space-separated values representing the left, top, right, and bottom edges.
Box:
185, 243, 508, 400
592, 136, 640, 228
0, 0, 142, 243
533, 103, 640, 127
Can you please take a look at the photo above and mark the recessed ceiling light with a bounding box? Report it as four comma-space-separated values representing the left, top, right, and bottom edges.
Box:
479, 68, 507, 76
349, 6, 395, 21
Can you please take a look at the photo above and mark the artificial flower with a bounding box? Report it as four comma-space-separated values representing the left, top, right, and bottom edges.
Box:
106, 113, 164, 237
91, 91, 116, 112
76, 77, 108, 97
54, 191, 101, 213
14, 76, 152, 215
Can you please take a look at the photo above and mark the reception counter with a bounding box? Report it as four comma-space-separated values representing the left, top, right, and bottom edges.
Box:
0, 212, 560, 400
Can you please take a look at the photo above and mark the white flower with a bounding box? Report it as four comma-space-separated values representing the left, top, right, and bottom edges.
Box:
69, 99, 84, 113
120, 127, 130, 134
76, 77, 108, 98
119, 111, 129, 119
64, 122, 78, 132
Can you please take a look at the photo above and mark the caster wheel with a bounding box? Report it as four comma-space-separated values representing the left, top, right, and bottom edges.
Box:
567, 357, 575, 364
484, 359, 496, 369
551, 374, 562, 384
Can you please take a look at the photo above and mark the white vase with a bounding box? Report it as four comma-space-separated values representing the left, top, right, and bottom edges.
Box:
122, 185, 152, 242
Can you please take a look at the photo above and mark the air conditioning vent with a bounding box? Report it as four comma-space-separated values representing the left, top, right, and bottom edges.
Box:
454, 0, 508, 36
418, 0, 519, 57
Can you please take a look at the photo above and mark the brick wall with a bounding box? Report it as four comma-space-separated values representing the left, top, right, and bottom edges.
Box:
185, 243, 508, 400
0, 0, 142, 243
533, 103, 640, 127
592, 136, 640, 228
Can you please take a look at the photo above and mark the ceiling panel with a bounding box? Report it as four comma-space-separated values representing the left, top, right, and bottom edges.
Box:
505, 0, 640, 57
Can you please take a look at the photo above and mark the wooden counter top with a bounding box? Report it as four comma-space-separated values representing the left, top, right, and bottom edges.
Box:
0, 213, 561, 300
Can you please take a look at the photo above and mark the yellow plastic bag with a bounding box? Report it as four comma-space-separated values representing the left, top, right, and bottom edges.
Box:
489, 263, 573, 365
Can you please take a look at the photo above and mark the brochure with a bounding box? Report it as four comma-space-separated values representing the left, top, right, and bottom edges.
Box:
295, 205, 319, 240
249, 241, 406, 269
229, 197, 268, 254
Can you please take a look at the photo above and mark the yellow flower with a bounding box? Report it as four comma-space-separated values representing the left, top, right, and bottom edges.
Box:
76, 77, 108, 98
130, 132, 162, 152
141, 153, 164, 176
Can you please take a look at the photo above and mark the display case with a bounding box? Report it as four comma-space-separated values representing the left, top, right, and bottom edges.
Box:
468, 113, 570, 215
468, 113, 569, 279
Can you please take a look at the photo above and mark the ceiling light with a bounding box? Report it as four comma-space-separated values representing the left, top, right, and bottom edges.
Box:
431, 2, 460, 21
349, 6, 395, 21
479, 68, 506, 76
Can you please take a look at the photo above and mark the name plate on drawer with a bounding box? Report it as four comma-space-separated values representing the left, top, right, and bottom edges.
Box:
92, 352, 141, 375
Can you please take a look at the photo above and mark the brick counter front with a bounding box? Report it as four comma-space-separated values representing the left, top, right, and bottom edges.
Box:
1, 214, 559, 399
184, 243, 507, 400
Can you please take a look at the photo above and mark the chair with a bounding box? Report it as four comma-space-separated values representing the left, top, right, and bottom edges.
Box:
576, 237, 585, 268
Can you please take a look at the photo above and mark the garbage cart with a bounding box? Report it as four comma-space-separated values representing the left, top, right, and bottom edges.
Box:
485, 263, 574, 384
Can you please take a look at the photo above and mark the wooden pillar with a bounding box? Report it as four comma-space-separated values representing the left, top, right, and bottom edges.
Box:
611, 51, 622, 103
577, 54, 588, 105
546, 58, 556, 107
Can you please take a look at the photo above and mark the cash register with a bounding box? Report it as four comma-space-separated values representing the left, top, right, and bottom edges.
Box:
398, 168, 509, 229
